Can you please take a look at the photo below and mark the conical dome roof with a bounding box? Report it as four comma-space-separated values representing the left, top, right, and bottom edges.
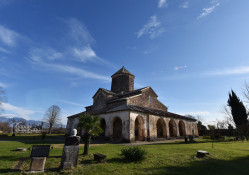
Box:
111, 66, 134, 77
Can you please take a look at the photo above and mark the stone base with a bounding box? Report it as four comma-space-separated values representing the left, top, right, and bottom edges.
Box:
30, 157, 46, 172
62, 162, 73, 170
61, 145, 79, 169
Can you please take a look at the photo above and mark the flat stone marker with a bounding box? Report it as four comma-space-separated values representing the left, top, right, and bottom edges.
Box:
197, 150, 209, 158
30, 157, 46, 172
31, 145, 50, 157
16, 148, 27, 151
29, 145, 50, 172
94, 153, 106, 162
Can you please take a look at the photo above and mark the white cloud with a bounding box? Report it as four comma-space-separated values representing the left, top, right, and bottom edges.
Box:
179, 1, 189, 9
158, 0, 168, 8
137, 15, 164, 39
0, 25, 20, 47
29, 55, 110, 82
29, 47, 63, 62
60, 100, 83, 107
197, 2, 220, 19
66, 18, 95, 45
72, 45, 98, 62
0, 46, 10, 54
47, 63, 110, 82
0, 82, 7, 88
1, 102, 35, 120
205, 66, 249, 76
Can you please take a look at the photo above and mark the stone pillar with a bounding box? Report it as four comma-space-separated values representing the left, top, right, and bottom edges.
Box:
61, 134, 81, 170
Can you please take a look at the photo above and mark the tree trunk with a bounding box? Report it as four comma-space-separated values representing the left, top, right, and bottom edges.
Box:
83, 133, 91, 155
48, 124, 52, 134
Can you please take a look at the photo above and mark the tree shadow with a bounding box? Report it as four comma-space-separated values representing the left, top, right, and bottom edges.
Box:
142, 155, 249, 175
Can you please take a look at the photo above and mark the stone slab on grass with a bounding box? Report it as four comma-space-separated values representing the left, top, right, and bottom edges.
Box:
197, 150, 210, 158
94, 153, 106, 162
30, 157, 46, 172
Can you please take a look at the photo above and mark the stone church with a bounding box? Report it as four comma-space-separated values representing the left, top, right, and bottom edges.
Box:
66, 67, 198, 142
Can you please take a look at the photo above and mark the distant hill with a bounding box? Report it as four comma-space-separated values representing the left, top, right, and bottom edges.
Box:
0, 116, 65, 128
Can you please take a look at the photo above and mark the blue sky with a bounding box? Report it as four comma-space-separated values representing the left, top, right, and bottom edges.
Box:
0, 0, 249, 125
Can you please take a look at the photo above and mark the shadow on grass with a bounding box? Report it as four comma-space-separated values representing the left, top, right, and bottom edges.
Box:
142, 155, 249, 175
0, 168, 21, 174
80, 156, 130, 165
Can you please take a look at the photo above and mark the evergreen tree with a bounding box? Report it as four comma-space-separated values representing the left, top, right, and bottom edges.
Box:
227, 90, 248, 140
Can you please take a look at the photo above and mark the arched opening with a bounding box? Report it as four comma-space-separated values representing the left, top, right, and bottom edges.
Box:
156, 118, 167, 138
178, 120, 186, 136
113, 117, 122, 140
100, 118, 106, 137
135, 116, 144, 141
169, 119, 177, 137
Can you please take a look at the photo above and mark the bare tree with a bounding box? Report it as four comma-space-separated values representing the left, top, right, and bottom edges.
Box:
221, 105, 235, 127
44, 105, 61, 134
242, 81, 249, 104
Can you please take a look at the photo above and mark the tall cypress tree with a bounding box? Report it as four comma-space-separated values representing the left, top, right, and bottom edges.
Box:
227, 90, 248, 139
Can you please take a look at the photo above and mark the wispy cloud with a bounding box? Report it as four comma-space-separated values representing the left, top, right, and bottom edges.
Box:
0, 25, 20, 47
60, 100, 83, 107
1, 102, 35, 120
197, 1, 220, 19
27, 17, 116, 81
66, 18, 95, 46
0, 82, 7, 88
205, 66, 249, 76
179, 1, 189, 9
137, 15, 164, 39
158, 0, 168, 8
0, 46, 10, 54
29, 47, 63, 62
29, 55, 110, 82
72, 45, 98, 62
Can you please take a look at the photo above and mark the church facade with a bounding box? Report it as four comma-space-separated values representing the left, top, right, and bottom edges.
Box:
66, 67, 198, 142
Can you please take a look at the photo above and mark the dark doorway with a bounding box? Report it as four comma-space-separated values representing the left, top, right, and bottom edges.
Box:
135, 116, 144, 140
113, 117, 122, 140
179, 121, 186, 136
169, 119, 177, 137
156, 118, 166, 138
100, 118, 106, 137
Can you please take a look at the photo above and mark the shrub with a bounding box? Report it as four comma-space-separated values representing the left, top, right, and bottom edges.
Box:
121, 146, 146, 162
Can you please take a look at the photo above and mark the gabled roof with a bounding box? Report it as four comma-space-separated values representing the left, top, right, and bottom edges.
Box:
111, 66, 134, 77
67, 111, 85, 118
92, 88, 118, 98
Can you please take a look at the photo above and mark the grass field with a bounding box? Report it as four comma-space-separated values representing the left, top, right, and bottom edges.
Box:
1, 135, 249, 174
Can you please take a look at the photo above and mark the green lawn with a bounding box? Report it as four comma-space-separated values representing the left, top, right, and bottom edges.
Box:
0, 136, 249, 174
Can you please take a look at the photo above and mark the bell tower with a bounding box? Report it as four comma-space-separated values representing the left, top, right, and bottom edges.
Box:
111, 66, 135, 94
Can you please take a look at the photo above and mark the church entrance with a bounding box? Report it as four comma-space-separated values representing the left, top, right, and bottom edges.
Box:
113, 117, 122, 140
100, 118, 106, 137
178, 120, 186, 136
135, 116, 144, 141
156, 118, 166, 138
169, 119, 177, 137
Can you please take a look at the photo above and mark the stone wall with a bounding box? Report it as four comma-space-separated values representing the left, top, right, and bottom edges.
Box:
98, 111, 130, 141
66, 110, 198, 142
111, 74, 134, 93
128, 88, 168, 111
